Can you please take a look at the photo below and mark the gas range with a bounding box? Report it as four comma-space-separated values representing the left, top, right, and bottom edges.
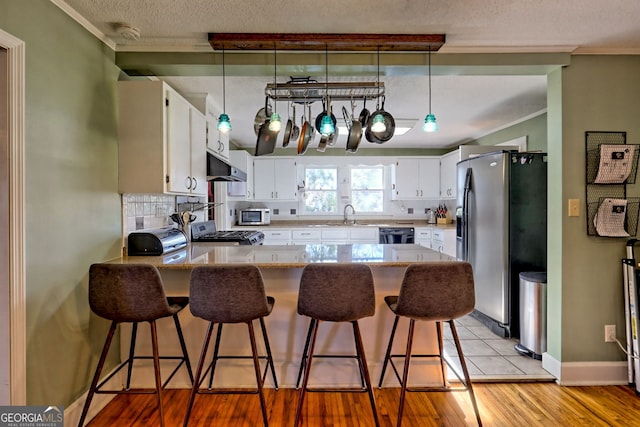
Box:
191, 220, 264, 245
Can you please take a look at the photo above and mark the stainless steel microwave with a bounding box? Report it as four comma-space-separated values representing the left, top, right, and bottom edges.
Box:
238, 208, 271, 226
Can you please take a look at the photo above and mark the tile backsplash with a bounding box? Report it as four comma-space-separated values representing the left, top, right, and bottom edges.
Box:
122, 194, 176, 235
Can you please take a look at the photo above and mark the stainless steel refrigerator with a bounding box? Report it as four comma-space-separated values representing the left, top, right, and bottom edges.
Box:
456, 151, 547, 338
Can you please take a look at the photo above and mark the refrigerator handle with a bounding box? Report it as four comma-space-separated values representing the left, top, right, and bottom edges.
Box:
461, 168, 472, 261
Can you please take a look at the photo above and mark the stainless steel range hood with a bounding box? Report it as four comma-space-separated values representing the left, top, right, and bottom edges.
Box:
207, 152, 247, 182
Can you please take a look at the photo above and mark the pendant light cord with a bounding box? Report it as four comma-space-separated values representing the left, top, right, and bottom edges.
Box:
273, 45, 277, 114
325, 44, 328, 107
428, 49, 432, 114
376, 47, 380, 108
221, 46, 226, 113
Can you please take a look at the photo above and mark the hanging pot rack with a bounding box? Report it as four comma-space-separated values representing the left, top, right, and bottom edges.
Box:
265, 79, 384, 103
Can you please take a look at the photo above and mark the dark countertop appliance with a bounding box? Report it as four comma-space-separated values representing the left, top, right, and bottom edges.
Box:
379, 227, 415, 244
128, 227, 187, 256
191, 220, 264, 245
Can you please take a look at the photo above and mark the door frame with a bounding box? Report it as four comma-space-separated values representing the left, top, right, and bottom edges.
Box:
0, 28, 27, 405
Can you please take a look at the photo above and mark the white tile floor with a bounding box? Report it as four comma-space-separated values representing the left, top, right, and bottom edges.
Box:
443, 315, 555, 382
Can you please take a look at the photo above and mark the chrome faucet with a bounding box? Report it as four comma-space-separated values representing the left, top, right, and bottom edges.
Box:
343, 204, 356, 225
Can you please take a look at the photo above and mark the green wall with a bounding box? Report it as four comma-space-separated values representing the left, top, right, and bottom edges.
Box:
470, 112, 547, 152
546, 68, 564, 361
550, 55, 640, 364
1, 0, 122, 406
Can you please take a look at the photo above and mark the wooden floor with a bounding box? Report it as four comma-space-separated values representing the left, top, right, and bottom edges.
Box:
85, 383, 640, 426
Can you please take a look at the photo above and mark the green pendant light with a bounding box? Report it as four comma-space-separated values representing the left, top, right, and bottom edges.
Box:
422, 48, 438, 132
268, 46, 282, 132
217, 46, 232, 133
320, 45, 335, 136
371, 47, 386, 133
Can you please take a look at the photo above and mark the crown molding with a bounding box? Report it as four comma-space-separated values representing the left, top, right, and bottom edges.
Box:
439, 45, 578, 54
50, 0, 116, 50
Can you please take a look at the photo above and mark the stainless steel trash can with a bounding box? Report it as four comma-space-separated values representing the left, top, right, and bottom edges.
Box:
515, 272, 547, 360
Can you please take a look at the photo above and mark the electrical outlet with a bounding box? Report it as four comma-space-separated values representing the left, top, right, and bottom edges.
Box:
605, 325, 616, 342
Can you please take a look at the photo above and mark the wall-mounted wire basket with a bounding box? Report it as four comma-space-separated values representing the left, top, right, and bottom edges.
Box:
587, 197, 640, 237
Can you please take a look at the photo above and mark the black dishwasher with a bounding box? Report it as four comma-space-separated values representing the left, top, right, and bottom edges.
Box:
379, 227, 415, 244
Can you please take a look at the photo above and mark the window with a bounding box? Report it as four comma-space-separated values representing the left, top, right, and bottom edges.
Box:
303, 167, 338, 213
351, 166, 384, 212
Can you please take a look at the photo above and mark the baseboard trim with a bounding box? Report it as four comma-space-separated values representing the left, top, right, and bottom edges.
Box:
543, 353, 629, 386
64, 367, 121, 427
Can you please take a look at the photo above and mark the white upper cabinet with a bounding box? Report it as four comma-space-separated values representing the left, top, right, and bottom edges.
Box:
188, 108, 207, 196
253, 158, 298, 201
227, 150, 254, 200
439, 150, 458, 199
392, 158, 440, 199
118, 80, 207, 196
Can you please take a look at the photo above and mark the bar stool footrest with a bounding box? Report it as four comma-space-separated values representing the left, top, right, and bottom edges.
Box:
386, 353, 472, 390
95, 355, 188, 392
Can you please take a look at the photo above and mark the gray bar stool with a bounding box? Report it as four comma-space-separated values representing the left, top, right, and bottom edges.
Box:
378, 262, 482, 427
294, 263, 380, 427
184, 264, 277, 427
78, 263, 194, 427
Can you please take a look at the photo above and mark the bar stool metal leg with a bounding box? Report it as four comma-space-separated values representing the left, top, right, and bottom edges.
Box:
352, 320, 380, 427
77, 321, 117, 427
378, 315, 400, 388
149, 320, 165, 427
183, 321, 215, 427
450, 320, 483, 426
295, 318, 316, 389
207, 323, 224, 389
294, 318, 319, 426
172, 313, 194, 384
436, 321, 447, 387
248, 320, 269, 427
259, 317, 279, 389
296, 318, 366, 391
397, 318, 416, 427
125, 322, 138, 390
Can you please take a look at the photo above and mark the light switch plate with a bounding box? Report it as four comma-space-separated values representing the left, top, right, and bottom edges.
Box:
568, 199, 580, 217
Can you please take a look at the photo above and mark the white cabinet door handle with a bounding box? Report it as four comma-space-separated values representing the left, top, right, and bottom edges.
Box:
192, 177, 197, 191
185, 176, 192, 189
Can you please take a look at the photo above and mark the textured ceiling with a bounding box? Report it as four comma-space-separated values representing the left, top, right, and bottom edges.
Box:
55, 0, 640, 149
60, 0, 640, 52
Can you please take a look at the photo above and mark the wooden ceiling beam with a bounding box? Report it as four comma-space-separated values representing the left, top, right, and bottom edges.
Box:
208, 33, 445, 52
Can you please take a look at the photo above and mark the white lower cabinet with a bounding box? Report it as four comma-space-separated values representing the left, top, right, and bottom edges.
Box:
318, 226, 378, 244
348, 227, 378, 243
432, 227, 456, 257
260, 229, 291, 245
291, 229, 322, 245
256, 229, 296, 262
391, 246, 429, 262
321, 227, 349, 244
414, 227, 433, 248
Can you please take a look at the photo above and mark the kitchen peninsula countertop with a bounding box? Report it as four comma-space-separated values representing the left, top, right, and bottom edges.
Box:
234, 220, 457, 230
111, 242, 456, 269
